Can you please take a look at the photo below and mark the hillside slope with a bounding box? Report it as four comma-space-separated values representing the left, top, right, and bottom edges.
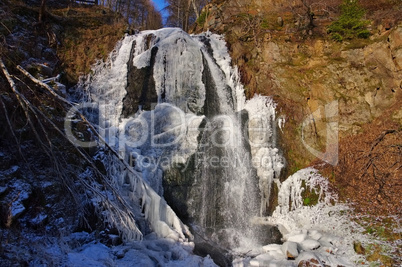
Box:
0, 1, 127, 265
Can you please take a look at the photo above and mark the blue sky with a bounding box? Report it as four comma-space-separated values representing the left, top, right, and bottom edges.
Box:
151, 0, 168, 24
152, 0, 167, 11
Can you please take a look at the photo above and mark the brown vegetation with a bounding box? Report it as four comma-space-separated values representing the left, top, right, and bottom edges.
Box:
318, 99, 401, 217
52, 5, 128, 84
315, 99, 401, 266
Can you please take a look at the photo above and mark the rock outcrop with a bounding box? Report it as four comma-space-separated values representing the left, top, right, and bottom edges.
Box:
192, 0, 402, 177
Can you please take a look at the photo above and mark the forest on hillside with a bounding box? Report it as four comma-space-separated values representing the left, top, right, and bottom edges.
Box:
35, 0, 211, 31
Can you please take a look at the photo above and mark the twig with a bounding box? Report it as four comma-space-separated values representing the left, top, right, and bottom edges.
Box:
368, 129, 397, 155
2, 60, 52, 155
357, 129, 398, 176
1, 60, 17, 92
16, 65, 74, 105
0, 22, 12, 35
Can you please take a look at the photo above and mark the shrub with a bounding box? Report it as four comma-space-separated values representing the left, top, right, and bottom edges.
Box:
331, 32, 343, 42
328, 0, 370, 42
260, 18, 269, 29
196, 11, 207, 26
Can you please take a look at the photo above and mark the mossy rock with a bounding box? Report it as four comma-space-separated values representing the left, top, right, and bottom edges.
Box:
301, 180, 320, 206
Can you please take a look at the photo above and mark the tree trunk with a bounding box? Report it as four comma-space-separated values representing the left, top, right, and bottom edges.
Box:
190, 0, 199, 19
38, 0, 47, 23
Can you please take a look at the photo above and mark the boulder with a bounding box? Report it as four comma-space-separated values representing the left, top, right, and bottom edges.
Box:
300, 239, 321, 250
193, 242, 232, 267
281, 241, 299, 259
287, 233, 307, 243
253, 224, 283, 245
308, 230, 322, 241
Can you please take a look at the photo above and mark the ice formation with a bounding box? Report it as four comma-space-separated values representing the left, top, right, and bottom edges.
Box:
78, 28, 285, 249
75, 28, 365, 266
244, 95, 285, 216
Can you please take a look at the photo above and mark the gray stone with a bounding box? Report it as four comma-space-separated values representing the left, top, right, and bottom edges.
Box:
281, 241, 299, 259
193, 242, 232, 267
252, 224, 283, 246
122, 40, 158, 117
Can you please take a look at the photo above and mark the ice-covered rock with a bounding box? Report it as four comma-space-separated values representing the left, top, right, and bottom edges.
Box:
244, 96, 285, 216
249, 254, 274, 266
274, 168, 338, 215
300, 239, 321, 250
262, 244, 282, 252
287, 233, 307, 243
308, 230, 322, 241
193, 242, 232, 267
115, 249, 156, 267
282, 241, 299, 259
67, 243, 114, 267
318, 235, 337, 247
0, 179, 32, 227
65, 236, 218, 267
268, 249, 286, 260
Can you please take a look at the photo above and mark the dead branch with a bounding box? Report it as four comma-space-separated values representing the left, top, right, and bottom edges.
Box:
2, 58, 142, 239
0, 21, 12, 35
356, 129, 398, 164
1, 60, 17, 92
16, 64, 132, 171
16, 65, 74, 105
1, 60, 53, 155
368, 129, 397, 155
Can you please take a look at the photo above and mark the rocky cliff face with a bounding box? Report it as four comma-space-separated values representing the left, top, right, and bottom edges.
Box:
192, 0, 402, 217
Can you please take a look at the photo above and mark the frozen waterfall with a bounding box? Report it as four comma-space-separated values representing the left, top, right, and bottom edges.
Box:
78, 28, 284, 250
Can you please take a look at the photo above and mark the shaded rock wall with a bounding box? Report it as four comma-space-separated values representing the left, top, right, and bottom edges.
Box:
122, 41, 158, 117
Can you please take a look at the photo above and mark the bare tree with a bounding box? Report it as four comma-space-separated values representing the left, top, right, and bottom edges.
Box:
165, 0, 208, 31
291, 0, 340, 31
301, 0, 315, 29
96, 0, 162, 30
38, 0, 47, 23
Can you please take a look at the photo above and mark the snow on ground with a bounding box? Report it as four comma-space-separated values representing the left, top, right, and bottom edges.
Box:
61, 196, 366, 267
66, 233, 217, 267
